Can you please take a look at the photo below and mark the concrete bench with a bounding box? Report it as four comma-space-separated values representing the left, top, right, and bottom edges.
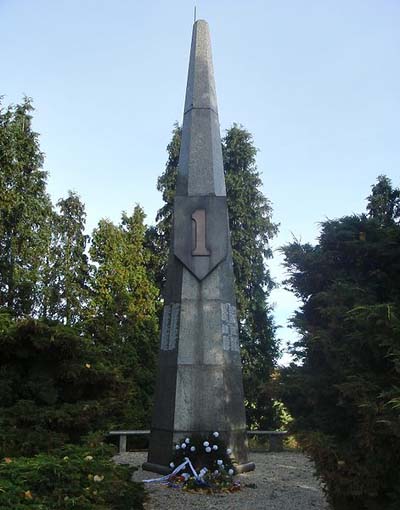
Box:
246, 430, 288, 452
110, 429, 288, 454
109, 430, 150, 453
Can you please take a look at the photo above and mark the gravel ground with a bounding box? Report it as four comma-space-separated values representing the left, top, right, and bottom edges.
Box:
114, 451, 330, 510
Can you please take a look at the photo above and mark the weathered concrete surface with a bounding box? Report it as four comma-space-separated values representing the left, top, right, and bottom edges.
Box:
144, 20, 250, 474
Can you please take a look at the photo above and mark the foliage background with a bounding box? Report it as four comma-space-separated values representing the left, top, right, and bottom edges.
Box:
0, 97, 281, 507
2, 96, 400, 510
280, 176, 400, 510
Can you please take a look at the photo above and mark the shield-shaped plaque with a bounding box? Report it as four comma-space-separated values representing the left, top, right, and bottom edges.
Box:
173, 196, 229, 281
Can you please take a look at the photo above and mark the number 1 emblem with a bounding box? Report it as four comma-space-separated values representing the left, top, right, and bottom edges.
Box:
173, 196, 228, 280
192, 209, 210, 256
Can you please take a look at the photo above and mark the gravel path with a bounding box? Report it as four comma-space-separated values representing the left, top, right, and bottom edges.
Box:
114, 451, 330, 510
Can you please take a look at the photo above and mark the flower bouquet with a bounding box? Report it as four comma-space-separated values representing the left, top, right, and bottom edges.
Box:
167, 431, 241, 493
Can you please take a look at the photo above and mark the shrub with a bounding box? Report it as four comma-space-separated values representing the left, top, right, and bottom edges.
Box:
0, 316, 131, 457
0, 443, 145, 510
281, 178, 400, 510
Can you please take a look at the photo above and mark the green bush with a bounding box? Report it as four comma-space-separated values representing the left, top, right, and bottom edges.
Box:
281, 177, 400, 510
0, 443, 145, 510
0, 316, 134, 457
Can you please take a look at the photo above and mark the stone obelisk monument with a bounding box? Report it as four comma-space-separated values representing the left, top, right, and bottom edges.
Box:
143, 20, 254, 474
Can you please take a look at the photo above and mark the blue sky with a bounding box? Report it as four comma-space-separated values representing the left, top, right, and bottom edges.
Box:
1, 0, 399, 363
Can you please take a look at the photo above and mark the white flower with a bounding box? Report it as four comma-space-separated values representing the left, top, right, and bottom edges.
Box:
181, 443, 187, 449
228, 469, 234, 476
169, 462, 175, 468
212, 445, 218, 451
84, 455, 93, 461
190, 446, 196, 452
205, 446, 211, 453
217, 459, 223, 465
213, 431, 219, 438
175, 444, 180, 450
185, 437, 190, 444
93, 475, 104, 482
214, 470, 219, 475
203, 441, 209, 447
226, 448, 232, 455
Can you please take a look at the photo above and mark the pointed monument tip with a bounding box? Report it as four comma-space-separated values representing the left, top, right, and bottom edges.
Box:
193, 19, 210, 33
179, 13, 225, 197
184, 16, 217, 115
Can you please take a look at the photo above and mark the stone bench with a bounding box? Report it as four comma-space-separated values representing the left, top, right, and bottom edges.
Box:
109, 430, 150, 454
246, 430, 288, 452
109, 429, 288, 454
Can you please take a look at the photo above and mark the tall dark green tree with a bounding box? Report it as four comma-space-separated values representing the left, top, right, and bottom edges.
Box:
281, 176, 400, 510
0, 98, 52, 316
146, 123, 182, 291
152, 123, 279, 427
41, 191, 91, 325
366, 174, 400, 226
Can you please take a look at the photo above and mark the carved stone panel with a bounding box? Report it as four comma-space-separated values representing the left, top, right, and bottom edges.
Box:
160, 304, 181, 351
221, 302, 239, 352
173, 196, 229, 281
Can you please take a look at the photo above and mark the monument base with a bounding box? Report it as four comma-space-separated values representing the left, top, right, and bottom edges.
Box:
142, 460, 255, 475
235, 461, 256, 474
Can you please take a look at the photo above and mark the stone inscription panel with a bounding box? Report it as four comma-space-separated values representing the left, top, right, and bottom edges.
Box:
221, 303, 239, 352
160, 304, 180, 351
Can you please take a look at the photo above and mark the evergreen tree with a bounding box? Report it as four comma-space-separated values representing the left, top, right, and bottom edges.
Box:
153, 123, 279, 427
0, 98, 52, 316
223, 125, 279, 427
41, 191, 91, 325
281, 176, 400, 510
366, 174, 400, 225
146, 123, 182, 292
88, 206, 160, 427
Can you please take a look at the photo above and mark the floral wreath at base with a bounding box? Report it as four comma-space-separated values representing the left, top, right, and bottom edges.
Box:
144, 431, 241, 493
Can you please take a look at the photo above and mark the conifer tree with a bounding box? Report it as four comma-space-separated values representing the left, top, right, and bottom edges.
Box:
281, 176, 400, 510
152, 124, 279, 427
41, 191, 91, 325
366, 174, 400, 225
0, 98, 52, 316
145, 123, 182, 291
88, 206, 160, 426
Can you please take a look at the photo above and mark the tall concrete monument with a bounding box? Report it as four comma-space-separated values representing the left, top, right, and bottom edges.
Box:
143, 20, 254, 474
